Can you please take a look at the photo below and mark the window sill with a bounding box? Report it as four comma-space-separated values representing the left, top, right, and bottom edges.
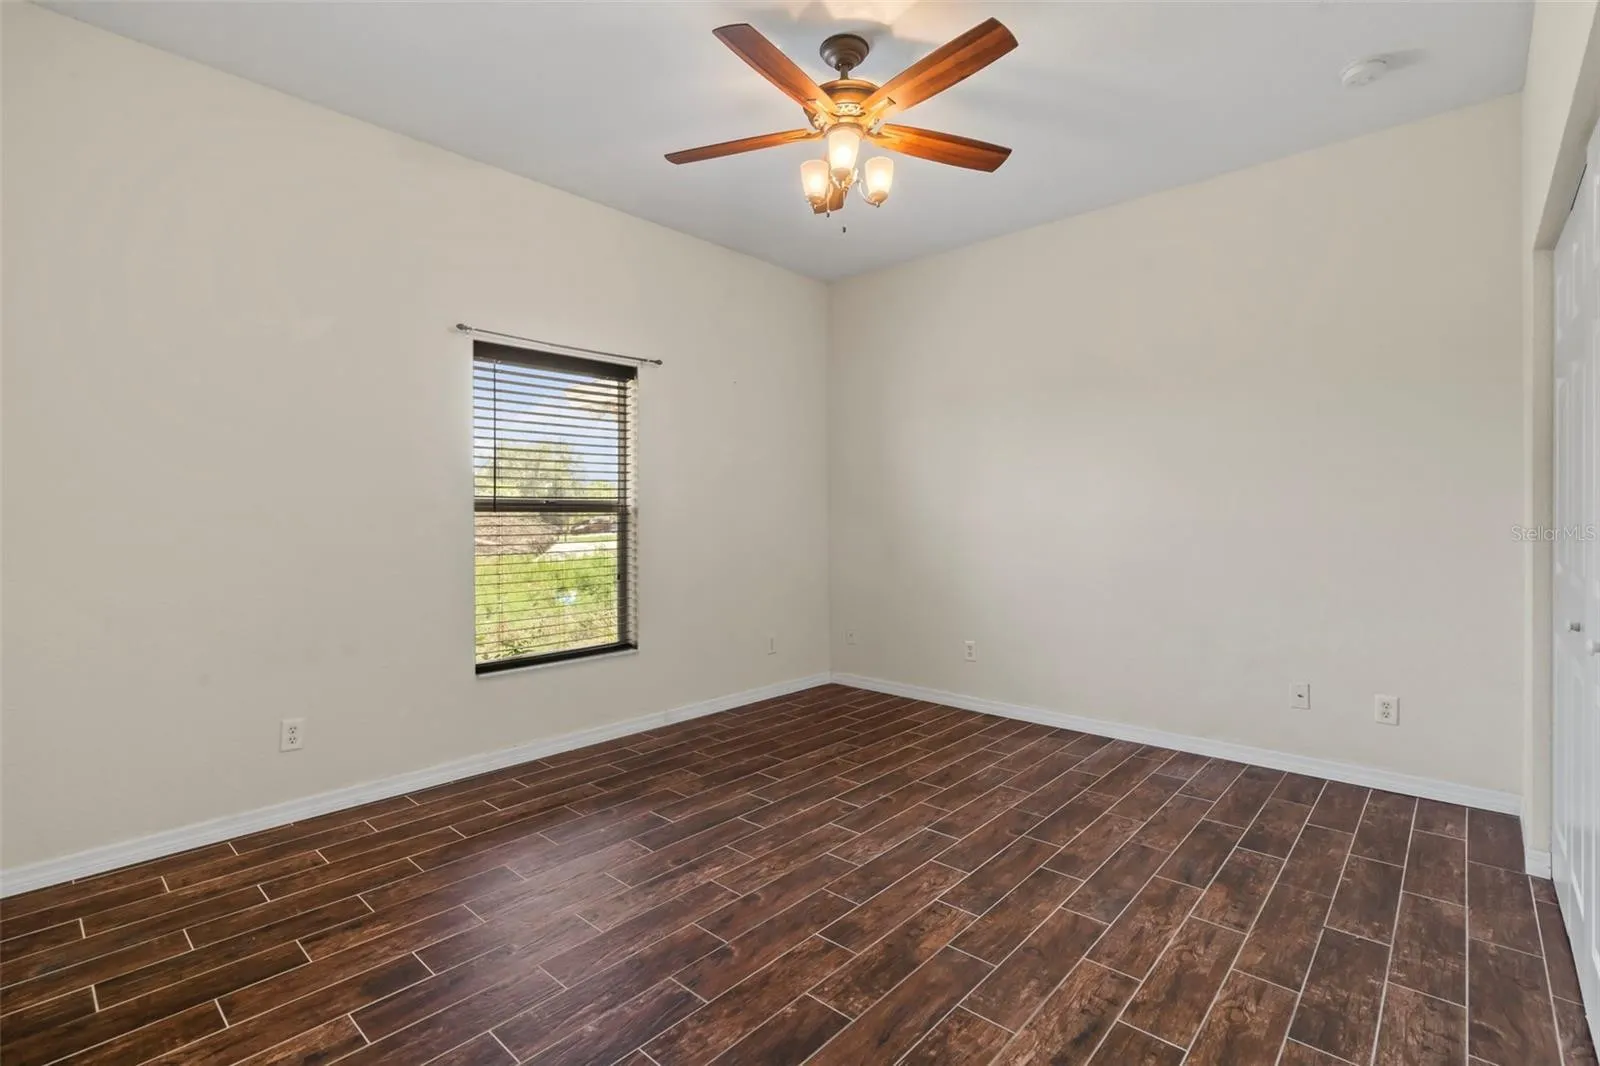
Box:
475, 646, 638, 678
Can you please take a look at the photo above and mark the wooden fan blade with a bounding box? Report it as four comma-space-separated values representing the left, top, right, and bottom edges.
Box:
713, 24, 835, 116
871, 124, 1011, 171
860, 18, 1016, 118
665, 129, 820, 164
813, 182, 847, 214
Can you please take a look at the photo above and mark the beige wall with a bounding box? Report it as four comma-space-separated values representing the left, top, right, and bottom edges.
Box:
1519, 0, 1600, 853
830, 98, 1525, 798
0, 5, 830, 869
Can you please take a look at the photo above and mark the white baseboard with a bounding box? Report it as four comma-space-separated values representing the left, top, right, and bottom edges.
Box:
833, 672, 1522, 817
0, 673, 831, 898
1526, 849, 1554, 879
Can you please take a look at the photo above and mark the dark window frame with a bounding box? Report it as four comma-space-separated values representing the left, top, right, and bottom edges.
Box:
473, 341, 637, 674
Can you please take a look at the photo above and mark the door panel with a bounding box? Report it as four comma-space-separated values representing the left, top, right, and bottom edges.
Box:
1553, 120, 1600, 1040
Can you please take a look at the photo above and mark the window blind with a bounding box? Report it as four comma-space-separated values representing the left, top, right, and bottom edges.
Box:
473, 341, 637, 672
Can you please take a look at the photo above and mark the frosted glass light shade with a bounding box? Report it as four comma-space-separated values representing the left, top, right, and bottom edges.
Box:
826, 125, 862, 182
800, 158, 830, 203
862, 156, 894, 205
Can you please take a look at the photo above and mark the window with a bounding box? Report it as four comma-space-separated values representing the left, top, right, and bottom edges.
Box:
473, 341, 637, 672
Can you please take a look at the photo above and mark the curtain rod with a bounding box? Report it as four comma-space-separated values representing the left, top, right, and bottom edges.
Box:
454, 323, 663, 367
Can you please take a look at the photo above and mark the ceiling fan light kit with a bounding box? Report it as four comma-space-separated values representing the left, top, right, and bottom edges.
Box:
667, 19, 1017, 217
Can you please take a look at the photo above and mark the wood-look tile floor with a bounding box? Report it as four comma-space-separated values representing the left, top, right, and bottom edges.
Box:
1, 685, 1592, 1065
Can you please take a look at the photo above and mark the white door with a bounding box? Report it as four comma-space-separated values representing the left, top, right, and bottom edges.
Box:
1553, 121, 1600, 1027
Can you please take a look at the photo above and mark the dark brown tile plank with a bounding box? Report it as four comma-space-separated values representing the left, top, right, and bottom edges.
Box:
806, 947, 991, 1065
1158, 820, 1244, 888
1374, 983, 1466, 1066
1085, 1024, 1184, 1066
422, 1032, 516, 1066
3, 943, 305, 1066
1273, 773, 1327, 806
646, 935, 850, 1065
965, 907, 1105, 1030
941, 835, 1058, 916
61, 1000, 227, 1066
1468, 937, 1562, 1065
1280, 1040, 1351, 1065
705, 994, 847, 1066
900, 1007, 1013, 1066
1046, 814, 1145, 881
1279, 824, 1355, 896
1065, 842, 1168, 923
1132, 794, 1214, 853
678, 891, 853, 1001
1414, 798, 1467, 838
1239, 798, 1312, 858
1467, 808, 1525, 871
1029, 792, 1115, 847
928, 786, 1031, 840
1086, 874, 1201, 979
489, 924, 718, 1061
1121, 917, 1243, 1045
1539, 899, 1585, 1005
0, 986, 97, 1045
810, 901, 969, 1017
1191, 848, 1281, 932
1288, 927, 1389, 1062
720, 825, 854, 892
1, 929, 193, 1015
221, 906, 480, 1022
1468, 860, 1542, 954
1350, 791, 1416, 866
820, 861, 964, 951
1182, 759, 1247, 801
952, 866, 1080, 964
990, 960, 1137, 1066
1207, 767, 1284, 828
1185, 970, 1298, 1065
701, 853, 853, 937
1326, 855, 1404, 943
141, 954, 429, 1066
1234, 881, 1331, 990
1388, 891, 1466, 1004
1556, 995, 1598, 1066
939, 807, 1041, 872
1308, 781, 1369, 833
1406, 828, 1467, 904
524, 980, 701, 1066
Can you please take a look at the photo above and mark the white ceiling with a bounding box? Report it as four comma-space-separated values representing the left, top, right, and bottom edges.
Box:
49, 1, 1532, 280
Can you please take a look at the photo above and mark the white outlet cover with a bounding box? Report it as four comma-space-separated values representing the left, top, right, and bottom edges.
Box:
1292, 683, 1311, 710
1374, 696, 1400, 725
280, 717, 306, 751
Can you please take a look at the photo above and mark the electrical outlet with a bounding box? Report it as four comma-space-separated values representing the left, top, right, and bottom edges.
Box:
280, 718, 306, 752
767, 634, 777, 655
964, 640, 977, 662
845, 630, 857, 646
1374, 695, 1399, 726
1292, 683, 1311, 710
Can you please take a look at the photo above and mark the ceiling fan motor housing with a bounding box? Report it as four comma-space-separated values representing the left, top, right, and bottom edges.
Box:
819, 33, 871, 78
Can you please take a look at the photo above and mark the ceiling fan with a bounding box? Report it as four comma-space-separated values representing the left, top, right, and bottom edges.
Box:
666, 19, 1017, 215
